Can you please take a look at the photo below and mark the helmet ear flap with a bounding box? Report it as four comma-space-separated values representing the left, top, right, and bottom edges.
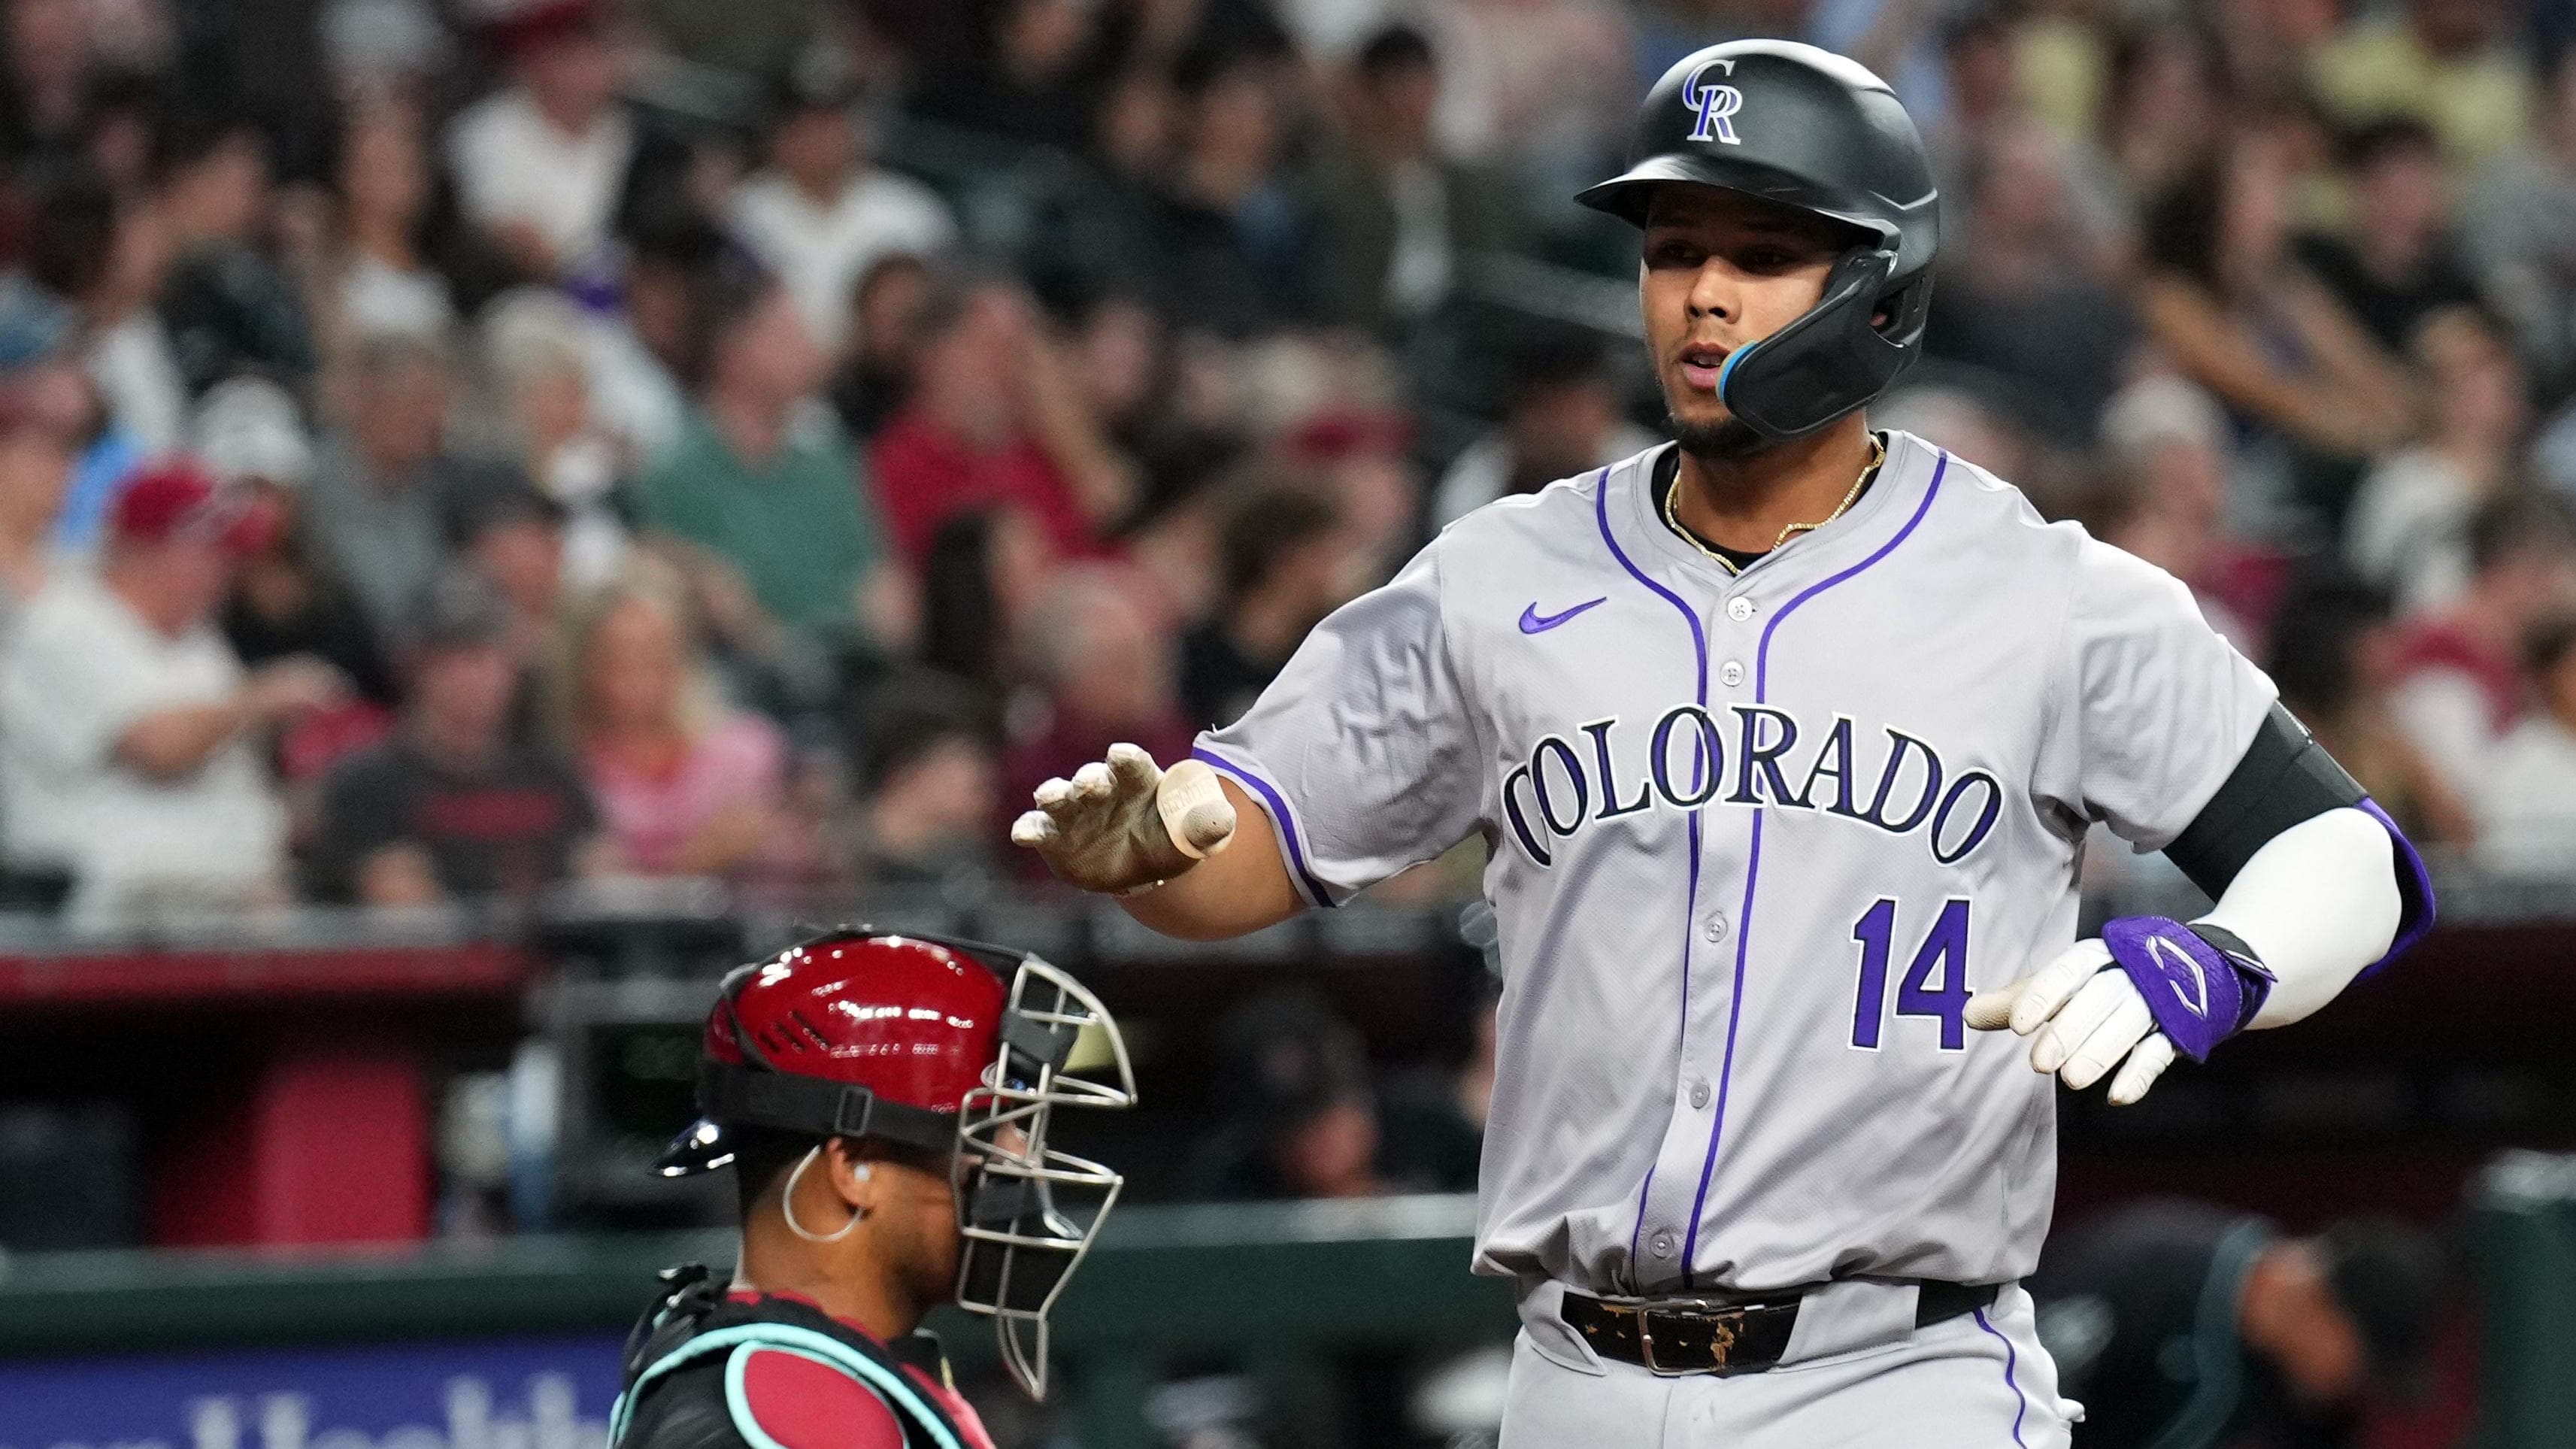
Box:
1718, 247, 1926, 440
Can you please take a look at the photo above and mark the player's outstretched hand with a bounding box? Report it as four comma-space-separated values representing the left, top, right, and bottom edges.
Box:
1964, 940, 2178, 1106
1009, 743, 1238, 896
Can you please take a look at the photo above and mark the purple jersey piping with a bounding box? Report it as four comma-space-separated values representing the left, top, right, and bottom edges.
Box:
1591, 465, 1711, 1279
1191, 745, 1338, 908
1974, 1305, 2034, 1449
1680, 450, 1949, 1275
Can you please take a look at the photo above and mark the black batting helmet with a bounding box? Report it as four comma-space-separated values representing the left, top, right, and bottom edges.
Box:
1579, 40, 1938, 441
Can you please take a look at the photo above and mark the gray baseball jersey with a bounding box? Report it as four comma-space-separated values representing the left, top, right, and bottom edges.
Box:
1193, 430, 2275, 1296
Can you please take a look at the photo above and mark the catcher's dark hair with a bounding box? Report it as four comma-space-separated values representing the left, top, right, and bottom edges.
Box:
729, 1124, 827, 1220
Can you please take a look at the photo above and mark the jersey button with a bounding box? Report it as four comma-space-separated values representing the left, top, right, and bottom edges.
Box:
1726, 596, 1756, 621
1720, 660, 1745, 687
1702, 912, 1728, 943
1649, 1230, 1677, 1258
1688, 1078, 1711, 1109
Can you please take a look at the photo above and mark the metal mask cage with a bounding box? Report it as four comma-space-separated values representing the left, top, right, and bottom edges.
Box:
950, 956, 1138, 1399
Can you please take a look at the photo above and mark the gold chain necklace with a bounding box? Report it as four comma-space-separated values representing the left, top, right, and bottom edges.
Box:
1662, 432, 1887, 575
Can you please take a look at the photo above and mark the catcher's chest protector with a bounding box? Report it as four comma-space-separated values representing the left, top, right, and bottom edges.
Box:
611, 1266, 997, 1449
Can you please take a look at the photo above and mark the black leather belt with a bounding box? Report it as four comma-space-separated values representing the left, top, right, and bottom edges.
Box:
1561, 1281, 2000, 1377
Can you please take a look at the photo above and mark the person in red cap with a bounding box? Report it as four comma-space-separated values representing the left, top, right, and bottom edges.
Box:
447, 0, 635, 281
0, 459, 345, 917
613, 927, 1135, 1448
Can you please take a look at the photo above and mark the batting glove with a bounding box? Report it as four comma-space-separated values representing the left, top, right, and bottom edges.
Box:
1965, 917, 2274, 1105
1009, 743, 1238, 895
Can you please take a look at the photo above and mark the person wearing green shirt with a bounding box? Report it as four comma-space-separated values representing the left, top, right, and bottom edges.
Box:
632, 262, 893, 651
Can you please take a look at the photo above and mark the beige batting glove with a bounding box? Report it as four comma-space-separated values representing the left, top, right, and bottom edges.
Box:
1966, 940, 2177, 1106
1009, 743, 1238, 895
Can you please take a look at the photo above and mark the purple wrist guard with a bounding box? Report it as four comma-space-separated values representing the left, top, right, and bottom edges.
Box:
2099, 915, 2276, 1063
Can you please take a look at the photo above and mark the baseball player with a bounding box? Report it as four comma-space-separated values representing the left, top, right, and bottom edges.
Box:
1014, 38, 2433, 1447
613, 927, 1135, 1447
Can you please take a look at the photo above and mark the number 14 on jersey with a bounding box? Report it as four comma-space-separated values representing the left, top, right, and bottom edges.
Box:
1849, 898, 1971, 1050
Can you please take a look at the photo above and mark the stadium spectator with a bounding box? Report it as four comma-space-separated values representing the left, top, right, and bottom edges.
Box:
0, 0, 95, 168
308, 565, 605, 905
2345, 310, 2528, 615
318, 97, 456, 347
1181, 480, 1341, 729
1431, 328, 1659, 526
0, 399, 71, 640
0, 460, 341, 919
826, 251, 931, 444
442, 465, 568, 695
444, 0, 635, 283
917, 506, 1059, 699
2268, 572, 2474, 851
2387, 491, 2576, 805
2092, 23, 2227, 206
302, 332, 471, 638
580, 211, 711, 465
480, 289, 626, 589
1302, 24, 1505, 337
2097, 374, 2298, 648
2307, 0, 2534, 176
868, 274, 1133, 565
729, 50, 956, 358
152, 108, 317, 398
999, 564, 1193, 835
560, 571, 807, 881
22, 162, 183, 453
2135, 132, 2420, 517
631, 259, 895, 654
2475, 616, 2576, 875
1925, 120, 2135, 444
1147, 44, 1308, 339
2293, 119, 2481, 355
2462, 42, 2576, 399
1187, 990, 1389, 1201
2033, 1201, 2450, 1449
844, 668, 1002, 886
204, 377, 399, 736
902, 0, 1098, 153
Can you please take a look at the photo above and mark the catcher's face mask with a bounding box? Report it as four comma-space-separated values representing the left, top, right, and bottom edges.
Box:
952, 954, 1136, 1399
655, 926, 1135, 1399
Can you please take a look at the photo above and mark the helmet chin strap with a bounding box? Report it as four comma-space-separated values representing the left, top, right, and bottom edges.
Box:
781, 1147, 869, 1244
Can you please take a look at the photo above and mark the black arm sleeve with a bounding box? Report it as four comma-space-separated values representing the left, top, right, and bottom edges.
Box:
2162, 702, 2367, 902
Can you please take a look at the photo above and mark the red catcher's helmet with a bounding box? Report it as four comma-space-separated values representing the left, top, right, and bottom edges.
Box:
655, 925, 1136, 1401
656, 932, 1011, 1173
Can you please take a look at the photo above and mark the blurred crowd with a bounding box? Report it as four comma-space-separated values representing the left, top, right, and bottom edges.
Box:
0, 0, 2568, 926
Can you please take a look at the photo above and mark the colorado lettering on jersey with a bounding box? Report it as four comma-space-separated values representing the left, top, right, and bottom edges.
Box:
1499, 705, 2005, 868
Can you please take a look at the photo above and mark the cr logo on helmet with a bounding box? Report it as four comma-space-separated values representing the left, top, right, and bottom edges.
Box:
1683, 57, 1743, 144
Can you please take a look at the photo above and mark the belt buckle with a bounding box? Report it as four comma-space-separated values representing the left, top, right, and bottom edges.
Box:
1634, 1300, 1749, 1377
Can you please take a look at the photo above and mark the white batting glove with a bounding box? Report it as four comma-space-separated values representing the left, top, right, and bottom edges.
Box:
1964, 940, 2180, 1106
1008, 743, 1238, 895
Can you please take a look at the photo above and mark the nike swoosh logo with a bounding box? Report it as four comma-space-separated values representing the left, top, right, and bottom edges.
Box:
1520, 598, 1608, 634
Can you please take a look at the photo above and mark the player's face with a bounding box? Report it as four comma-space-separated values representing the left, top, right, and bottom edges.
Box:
1639, 186, 1852, 455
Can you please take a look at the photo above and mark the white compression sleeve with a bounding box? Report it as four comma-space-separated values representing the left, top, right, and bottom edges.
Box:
2196, 806, 2403, 1029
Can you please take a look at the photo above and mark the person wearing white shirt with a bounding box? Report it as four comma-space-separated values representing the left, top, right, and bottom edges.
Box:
729, 59, 956, 357
0, 462, 345, 923
445, 0, 635, 280
2475, 617, 2576, 876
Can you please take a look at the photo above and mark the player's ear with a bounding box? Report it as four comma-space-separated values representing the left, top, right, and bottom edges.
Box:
823, 1136, 880, 1213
